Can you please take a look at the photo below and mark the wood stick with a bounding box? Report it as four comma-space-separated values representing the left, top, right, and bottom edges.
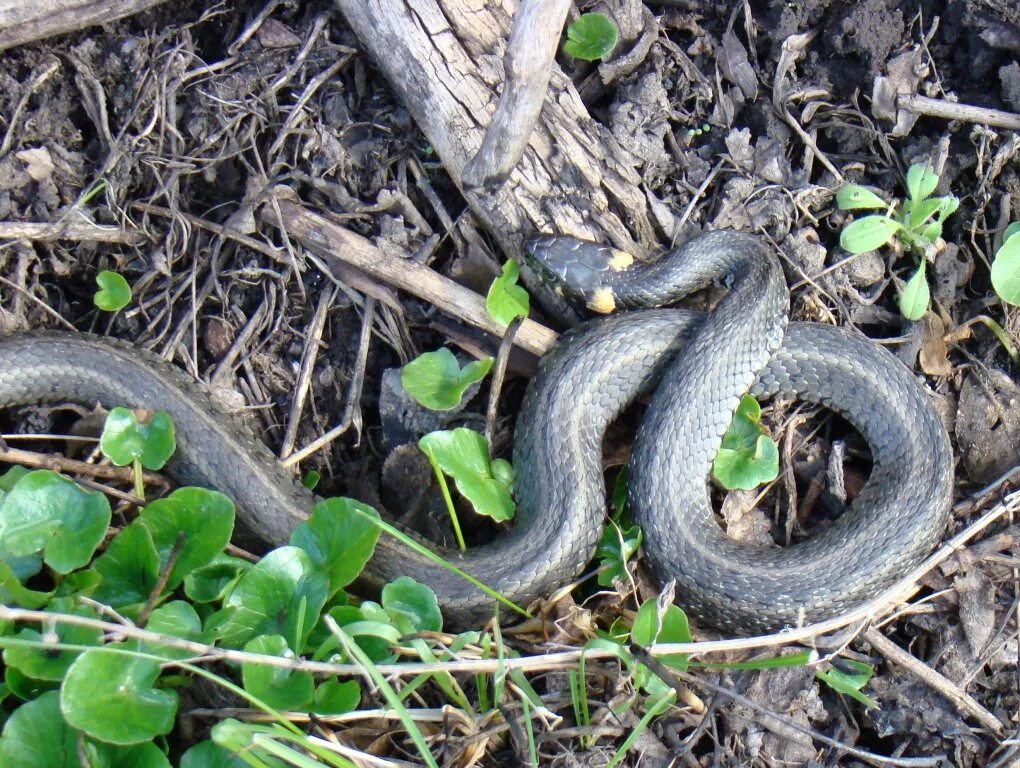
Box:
0, 0, 168, 52
331, 0, 655, 272
260, 187, 558, 358
897, 93, 1020, 131
864, 627, 1005, 735
461, 0, 571, 189
0, 220, 145, 245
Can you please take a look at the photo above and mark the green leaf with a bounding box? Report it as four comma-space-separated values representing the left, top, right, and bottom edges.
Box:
60, 647, 178, 744
0, 469, 111, 573
139, 487, 235, 589
241, 635, 314, 711
1005, 222, 1020, 241
184, 555, 251, 603
418, 428, 515, 522
382, 576, 443, 632
84, 741, 172, 768
631, 598, 692, 671
712, 395, 779, 491
135, 601, 203, 660
206, 546, 329, 651
0, 560, 53, 608
210, 721, 289, 768
311, 679, 361, 715
322, 605, 396, 664
302, 470, 321, 491
400, 348, 493, 411
99, 407, 176, 470
596, 519, 642, 587
898, 260, 930, 321
610, 466, 629, 520
835, 184, 886, 211
815, 659, 877, 708
290, 497, 381, 598
906, 163, 938, 202
562, 12, 618, 61
92, 521, 160, 608
3, 599, 102, 681
840, 215, 902, 254
94, 270, 132, 312
485, 260, 530, 328
180, 741, 251, 768
906, 196, 947, 229
0, 691, 79, 768
5, 664, 58, 700
992, 230, 1020, 306
0, 465, 30, 492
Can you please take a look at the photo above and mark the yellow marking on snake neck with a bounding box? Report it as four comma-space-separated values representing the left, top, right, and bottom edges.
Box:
588, 287, 617, 314
608, 249, 634, 271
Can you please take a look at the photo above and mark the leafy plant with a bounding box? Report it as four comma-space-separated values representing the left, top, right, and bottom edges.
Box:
400, 348, 493, 410
990, 222, 1020, 306
596, 469, 642, 587
94, 270, 132, 312
562, 12, 618, 61
486, 260, 530, 327
712, 394, 779, 491
99, 406, 176, 498
418, 428, 516, 550
836, 162, 959, 320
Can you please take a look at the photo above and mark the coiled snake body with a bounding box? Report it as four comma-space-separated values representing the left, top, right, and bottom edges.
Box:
0, 231, 953, 633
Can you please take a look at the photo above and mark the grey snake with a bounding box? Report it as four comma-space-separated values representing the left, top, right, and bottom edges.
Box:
0, 230, 954, 633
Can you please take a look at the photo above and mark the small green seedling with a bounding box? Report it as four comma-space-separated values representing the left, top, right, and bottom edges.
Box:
563, 12, 618, 61
597, 468, 642, 587
401, 348, 493, 411
99, 406, 176, 499
93, 270, 132, 312
487, 260, 530, 328
713, 394, 779, 491
419, 428, 515, 549
836, 163, 959, 321
991, 222, 1020, 307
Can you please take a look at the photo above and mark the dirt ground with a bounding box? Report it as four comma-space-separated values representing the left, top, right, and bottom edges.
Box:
1, 0, 1020, 765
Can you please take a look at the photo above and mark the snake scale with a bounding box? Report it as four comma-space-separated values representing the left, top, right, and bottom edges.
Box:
0, 230, 953, 633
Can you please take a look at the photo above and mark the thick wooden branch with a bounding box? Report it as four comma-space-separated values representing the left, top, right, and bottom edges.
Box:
332, 0, 655, 260
0, 0, 167, 52
461, 0, 571, 189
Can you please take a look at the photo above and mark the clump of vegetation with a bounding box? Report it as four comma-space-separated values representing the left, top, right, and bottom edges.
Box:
836, 163, 959, 320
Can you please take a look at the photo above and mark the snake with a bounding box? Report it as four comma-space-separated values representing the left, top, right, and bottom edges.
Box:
0, 230, 953, 634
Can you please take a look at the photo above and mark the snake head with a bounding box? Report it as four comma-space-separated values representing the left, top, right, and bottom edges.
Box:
522, 236, 634, 314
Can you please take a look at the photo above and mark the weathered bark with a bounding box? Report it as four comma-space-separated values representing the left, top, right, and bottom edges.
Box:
460, 0, 571, 189
333, 0, 655, 260
0, 0, 167, 52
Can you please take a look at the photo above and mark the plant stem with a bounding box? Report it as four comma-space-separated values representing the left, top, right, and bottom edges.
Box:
422, 447, 467, 551
132, 458, 145, 501
973, 316, 1020, 367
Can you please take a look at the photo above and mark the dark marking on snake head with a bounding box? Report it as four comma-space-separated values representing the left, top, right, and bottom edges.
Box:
523, 235, 631, 310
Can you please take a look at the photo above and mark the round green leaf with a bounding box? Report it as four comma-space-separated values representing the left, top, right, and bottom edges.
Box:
311, 679, 361, 715
290, 497, 381, 597
382, 576, 442, 632
991, 231, 1020, 306
898, 260, 930, 321
5, 664, 58, 700
3, 599, 102, 681
206, 546, 328, 651
632, 599, 692, 648
134, 601, 203, 661
92, 521, 160, 608
839, 215, 902, 254
835, 184, 886, 211
184, 555, 251, 603
713, 434, 780, 491
84, 741, 172, 768
0, 691, 78, 768
0, 469, 111, 573
401, 349, 493, 411
241, 635, 314, 711
94, 270, 132, 312
418, 428, 515, 522
486, 260, 530, 328
180, 741, 251, 768
563, 12, 618, 61
140, 487, 235, 589
61, 647, 178, 745
324, 605, 396, 663
99, 407, 176, 470
0, 560, 53, 608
